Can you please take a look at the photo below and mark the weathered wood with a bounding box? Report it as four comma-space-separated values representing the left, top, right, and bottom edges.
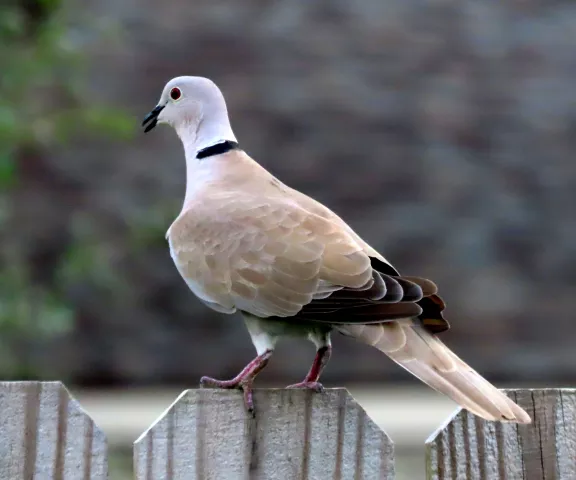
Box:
134, 388, 394, 480
0, 381, 108, 479
426, 388, 576, 479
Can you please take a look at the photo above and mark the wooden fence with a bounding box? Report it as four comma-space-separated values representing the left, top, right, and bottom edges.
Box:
0, 382, 574, 479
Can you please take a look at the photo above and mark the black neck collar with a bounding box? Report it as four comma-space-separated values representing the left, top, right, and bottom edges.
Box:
196, 140, 240, 160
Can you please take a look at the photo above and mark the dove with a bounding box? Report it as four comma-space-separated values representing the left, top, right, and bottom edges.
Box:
141, 76, 531, 423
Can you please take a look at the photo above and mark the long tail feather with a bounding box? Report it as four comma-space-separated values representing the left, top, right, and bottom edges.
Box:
337, 320, 531, 423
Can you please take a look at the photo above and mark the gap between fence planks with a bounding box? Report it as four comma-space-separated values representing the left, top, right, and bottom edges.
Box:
1, 383, 575, 479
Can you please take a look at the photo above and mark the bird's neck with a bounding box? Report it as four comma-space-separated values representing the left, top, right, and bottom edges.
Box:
179, 116, 238, 207
177, 105, 237, 160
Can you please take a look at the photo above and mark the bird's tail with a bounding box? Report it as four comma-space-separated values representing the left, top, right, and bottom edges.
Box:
337, 320, 531, 423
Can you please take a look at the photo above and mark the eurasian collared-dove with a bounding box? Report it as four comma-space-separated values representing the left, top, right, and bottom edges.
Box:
142, 76, 530, 424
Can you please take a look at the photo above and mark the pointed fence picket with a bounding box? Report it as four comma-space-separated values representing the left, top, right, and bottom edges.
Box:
0, 383, 574, 479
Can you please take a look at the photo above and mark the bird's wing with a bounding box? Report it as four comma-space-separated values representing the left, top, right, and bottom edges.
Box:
271, 185, 448, 330
336, 320, 531, 423
168, 192, 433, 320
268, 181, 448, 331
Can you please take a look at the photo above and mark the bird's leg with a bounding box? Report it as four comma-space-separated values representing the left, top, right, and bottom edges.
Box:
287, 329, 332, 392
286, 345, 332, 392
200, 314, 278, 414
200, 349, 273, 413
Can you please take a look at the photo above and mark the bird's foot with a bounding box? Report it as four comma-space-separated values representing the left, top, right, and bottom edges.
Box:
285, 346, 331, 394
286, 381, 325, 393
200, 375, 256, 415
199, 349, 272, 416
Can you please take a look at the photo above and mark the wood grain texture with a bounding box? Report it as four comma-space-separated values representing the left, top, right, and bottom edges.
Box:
0, 382, 108, 479
426, 388, 576, 480
134, 388, 394, 480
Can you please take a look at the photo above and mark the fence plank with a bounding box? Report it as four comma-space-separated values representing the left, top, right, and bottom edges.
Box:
0, 381, 108, 479
134, 388, 394, 480
425, 388, 576, 480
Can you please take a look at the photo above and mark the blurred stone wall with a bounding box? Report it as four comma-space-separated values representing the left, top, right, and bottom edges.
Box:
13, 0, 576, 385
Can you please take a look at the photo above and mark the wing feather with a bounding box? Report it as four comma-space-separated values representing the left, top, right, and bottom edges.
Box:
168, 197, 373, 317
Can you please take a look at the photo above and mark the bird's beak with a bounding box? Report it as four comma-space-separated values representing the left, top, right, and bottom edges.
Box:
142, 105, 165, 133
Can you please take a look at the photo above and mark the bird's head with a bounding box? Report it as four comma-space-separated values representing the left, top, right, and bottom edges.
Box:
142, 76, 236, 153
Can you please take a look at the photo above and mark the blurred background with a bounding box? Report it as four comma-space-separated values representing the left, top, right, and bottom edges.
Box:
1, 0, 576, 478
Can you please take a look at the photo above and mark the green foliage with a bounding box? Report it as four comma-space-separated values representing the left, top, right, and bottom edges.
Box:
0, 0, 135, 376
0, 148, 17, 188
0, 267, 73, 337
52, 106, 136, 142
56, 213, 128, 294
0, 0, 135, 180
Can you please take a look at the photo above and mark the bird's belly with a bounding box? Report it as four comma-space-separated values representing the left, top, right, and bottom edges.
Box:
256, 318, 315, 338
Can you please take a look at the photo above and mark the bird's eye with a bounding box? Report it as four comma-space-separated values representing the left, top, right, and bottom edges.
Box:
170, 87, 182, 101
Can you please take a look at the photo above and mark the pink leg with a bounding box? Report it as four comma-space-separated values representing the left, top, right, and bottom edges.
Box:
200, 349, 273, 414
286, 345, 332, 392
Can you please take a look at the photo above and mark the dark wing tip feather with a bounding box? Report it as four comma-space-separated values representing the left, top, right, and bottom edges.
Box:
417, 294, 450, 333
380, 274, 404, 302
369, 257, 449, 334
393, 277, 424, 302
292, 257, 449, 329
